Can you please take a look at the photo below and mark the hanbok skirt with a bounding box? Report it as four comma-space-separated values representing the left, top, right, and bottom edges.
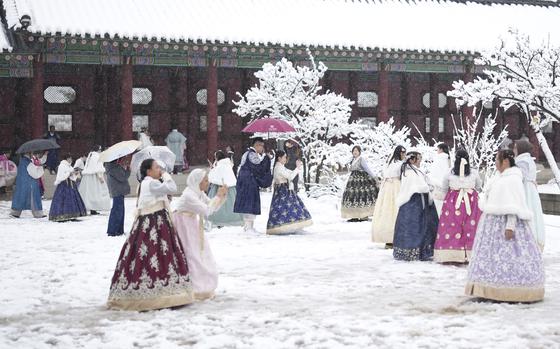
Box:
266, 183, 313, 234
524, 182, 545, 250
465, 214, 545, 302
434, 190, 482, 263
107, 208, 194, 310
49, 180, 87, 222
207, 184, 243, 226
393, 193, 438, 261
371, 178, 400, 243
341, 170, 378, 219
172, 211, 218, 300
78, 174, 111, 211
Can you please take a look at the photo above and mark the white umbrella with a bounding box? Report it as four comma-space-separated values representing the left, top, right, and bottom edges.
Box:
131, 146, 176, 178
99, 140, 142, 163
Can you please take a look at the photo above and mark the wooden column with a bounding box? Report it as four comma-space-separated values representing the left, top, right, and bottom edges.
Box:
31, 58, 44, 139
429, 73, 439, 137
400, 73, 409, 128
378, 64, 389, 123
462, 65, 474, 122
120, 59, 133, 141
207, 60, 218, 159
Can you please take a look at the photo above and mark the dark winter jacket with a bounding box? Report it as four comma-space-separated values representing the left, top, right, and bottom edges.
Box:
104, 161, 131, 198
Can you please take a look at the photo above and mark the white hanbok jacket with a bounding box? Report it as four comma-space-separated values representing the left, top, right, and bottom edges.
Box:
208, 158, 237, 187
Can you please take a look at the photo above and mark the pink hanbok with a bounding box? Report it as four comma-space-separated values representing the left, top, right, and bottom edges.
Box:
172, 169, 224, 300
434, 168, 482, 263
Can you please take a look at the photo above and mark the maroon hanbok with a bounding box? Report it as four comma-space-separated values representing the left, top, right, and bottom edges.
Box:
107, 173, 193, 311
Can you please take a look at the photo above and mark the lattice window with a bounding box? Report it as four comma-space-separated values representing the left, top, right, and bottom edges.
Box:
483, 100, 494, 109
196, 89, 225, 106
44, 86, 76, 104
133, 115, 149, 132
199, 115, 223, 132
48, 114, 72, 131
543, 120, 554, 134
422, 93, 447, 108
357, 92, 378, 108
439, 117, 445, 133
425, 117, 431, 133
133, 88, 152, 105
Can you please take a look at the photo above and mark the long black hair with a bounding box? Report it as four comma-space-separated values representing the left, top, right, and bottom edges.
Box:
352, 145, 362, 155
452, 149, 471, 176
140, 158, 155, 181
274, 149, 286, 168
437, 143, 450, 158
388, 145, 406, 164
400, 151, 421, 178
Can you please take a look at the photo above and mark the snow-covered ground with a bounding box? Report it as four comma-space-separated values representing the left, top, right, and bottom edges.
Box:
1, 194, 559, 349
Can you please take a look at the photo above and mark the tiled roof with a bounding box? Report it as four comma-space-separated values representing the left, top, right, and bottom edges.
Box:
2, 0, 560, 53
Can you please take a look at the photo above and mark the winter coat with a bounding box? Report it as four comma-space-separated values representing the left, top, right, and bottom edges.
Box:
104, 161, 131, 198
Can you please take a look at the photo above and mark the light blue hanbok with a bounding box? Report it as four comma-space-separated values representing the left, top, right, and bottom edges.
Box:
515, 153, 545, 250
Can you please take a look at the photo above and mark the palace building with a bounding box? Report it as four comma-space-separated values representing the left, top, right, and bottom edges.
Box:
1, 0, 560, 164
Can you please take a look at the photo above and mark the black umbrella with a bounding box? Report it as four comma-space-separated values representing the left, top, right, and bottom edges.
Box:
16, 139, 60, 154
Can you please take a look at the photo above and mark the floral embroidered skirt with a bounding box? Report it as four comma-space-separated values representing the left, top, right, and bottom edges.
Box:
107, 209, 194, 311
434, 190, 482, 263
341, 170, 379, 219
393, 193, 438, 261
49, 180, 87, 222
466, 214, 545, 302
371, 178, 400, 243
267, 183, 313, 235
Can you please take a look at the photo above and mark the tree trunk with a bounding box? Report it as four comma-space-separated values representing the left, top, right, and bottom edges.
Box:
532, 124, 560, 190
302, 154, 310, 192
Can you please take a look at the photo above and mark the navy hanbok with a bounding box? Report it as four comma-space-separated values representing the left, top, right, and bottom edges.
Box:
44, 132, 61, 172
11, 155, 44, 218
234, 148, 273, 215
49, 160, 87, 222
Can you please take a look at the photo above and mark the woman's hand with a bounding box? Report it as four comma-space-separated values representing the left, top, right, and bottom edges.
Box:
296, 160, 303, 168
217, 185, 228, 198
505, 229, 515, 240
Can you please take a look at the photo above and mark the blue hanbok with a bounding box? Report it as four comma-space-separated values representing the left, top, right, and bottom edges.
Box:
234, 148, 273, 215
11, 156, 44, 218
49, 160, 87, 222
266, 163, 312, 235
393, 166, 438, 261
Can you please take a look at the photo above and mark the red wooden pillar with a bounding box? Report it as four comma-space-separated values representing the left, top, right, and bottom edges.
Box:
207, 60, 218, 159
120, 59, 133, 141
462, 65, 474, 123
378, 64, 389, 123
429, 73, 439, 137
31, 58, 44, 139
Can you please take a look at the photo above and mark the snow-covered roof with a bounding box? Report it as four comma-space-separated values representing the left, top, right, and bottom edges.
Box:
2, 0, 560, 54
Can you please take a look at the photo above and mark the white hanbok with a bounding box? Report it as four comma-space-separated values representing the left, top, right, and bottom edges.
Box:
429, 152, 452, 215
78, 151, 111, 211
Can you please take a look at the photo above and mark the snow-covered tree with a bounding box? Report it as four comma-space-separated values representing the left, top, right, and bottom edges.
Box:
451, 112, 508, 184
448, 29, 560, 188
233, 52, 356, 191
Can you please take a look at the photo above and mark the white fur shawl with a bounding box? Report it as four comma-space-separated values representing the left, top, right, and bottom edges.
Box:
396, 166, 431, 207
480, 166, 533, 220
208, 158, 237, 187
54, 160, 76, 185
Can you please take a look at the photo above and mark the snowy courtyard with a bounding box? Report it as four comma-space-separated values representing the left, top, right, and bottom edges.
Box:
1, 193, 559, 349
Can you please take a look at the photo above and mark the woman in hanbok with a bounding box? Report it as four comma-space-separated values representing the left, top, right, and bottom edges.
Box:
514, 140, 545, 251
266, 150, 313, 235
371, 145, 406, 248
430, 143, 452, 215
107, 159, 194, 311
78, 146, 111, 215
0, 151, 17, 195
138, 127, 154, 149
434, 150, 482, 263
466, 150, 544, 302
49, 154, 87, 222
393, 151, 438, 261
207, 151, 243, 227
11, 152, 46, 218
225, 145, 237, 176
341, 146, 379, 221
105, 156, 131, 236
172, 169, 228, 300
